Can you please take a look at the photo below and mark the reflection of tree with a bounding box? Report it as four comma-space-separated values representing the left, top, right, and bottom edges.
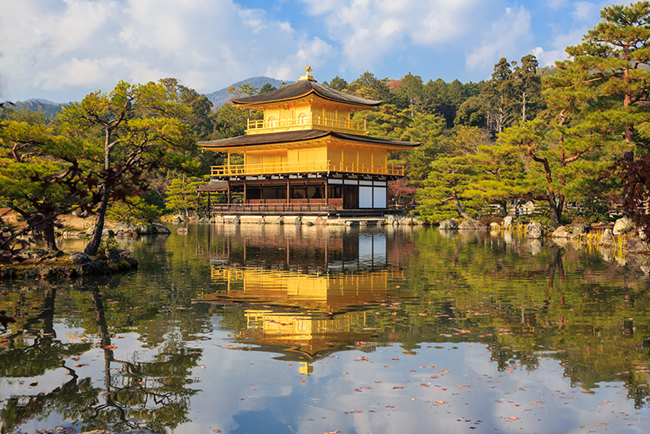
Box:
0, 284, 203, 434
0, 287, 96, 434
80, 287, 201, 433
397, 230, 650, 408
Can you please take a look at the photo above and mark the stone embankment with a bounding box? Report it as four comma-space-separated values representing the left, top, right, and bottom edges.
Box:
436, 216, 649, 254
164, 214, 422, 227
59, 222, 171, 239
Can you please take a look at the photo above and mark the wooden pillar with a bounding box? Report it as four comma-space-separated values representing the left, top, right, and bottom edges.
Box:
324, 179, 329, 212
227, 183, 231, 205
286, 180, 290, 203
325, 179, 328, 203
207, 191, 211, 215
243, 181, 247, 204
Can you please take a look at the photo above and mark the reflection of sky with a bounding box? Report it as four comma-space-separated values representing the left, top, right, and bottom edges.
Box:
3, 317, 649, 434
182, 319, 649, 434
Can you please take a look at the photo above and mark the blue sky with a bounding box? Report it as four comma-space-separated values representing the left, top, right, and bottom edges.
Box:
0, 0, 616, 103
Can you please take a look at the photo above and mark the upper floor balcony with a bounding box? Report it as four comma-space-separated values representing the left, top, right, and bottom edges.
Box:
246, 113, 367, 136
210, 161, 404, 177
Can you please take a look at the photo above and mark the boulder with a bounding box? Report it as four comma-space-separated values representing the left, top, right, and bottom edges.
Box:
490, 222, 501, 231
551, 226, 570, 238
438, 219, 458, 230
527, 222, 544, 239
626, 237, 650, 253
458, 220, 487, 231
114, 222, 137, 233
134, 225, 151, 234
572, 223, 589, 236
151, 223, 171, 234
503, 216, 513, 229
105, 248, 133, 262
13, 249, 49, 262
613, 217, 635, 235
68, 252, 92, 265
599, 228, 615, 247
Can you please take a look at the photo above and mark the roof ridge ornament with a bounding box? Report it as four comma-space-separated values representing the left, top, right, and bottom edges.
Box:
299, 65, 315, 81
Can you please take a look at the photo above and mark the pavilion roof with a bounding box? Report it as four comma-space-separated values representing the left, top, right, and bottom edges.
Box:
229, 79, 382, 108
199, 130, 421, 150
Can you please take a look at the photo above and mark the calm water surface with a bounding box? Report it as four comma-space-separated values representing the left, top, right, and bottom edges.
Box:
1, 224, 649, 434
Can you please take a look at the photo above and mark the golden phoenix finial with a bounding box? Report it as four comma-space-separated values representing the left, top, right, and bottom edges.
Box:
305, 65, 313, 73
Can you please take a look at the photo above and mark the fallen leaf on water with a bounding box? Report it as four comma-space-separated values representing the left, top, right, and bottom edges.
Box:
393, 386, 405, 389
436, 401, 446, 405
509, 417, 519, 421
29, 382, 38, 387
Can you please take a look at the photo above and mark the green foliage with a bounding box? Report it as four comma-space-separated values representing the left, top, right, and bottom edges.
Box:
165, 177, 207, 217
454, 96, 487, 128
60, 79, 199, 255
106, 196, 162, 224
323, 76, 348, 91
0, 113, 92, 250
416, 126, 488, 220
259, 83, 277, 94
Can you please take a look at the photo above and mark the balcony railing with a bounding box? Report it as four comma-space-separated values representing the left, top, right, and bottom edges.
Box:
247, 114, 366, 134
210, 161, 404, 177
209, 200, 339, 215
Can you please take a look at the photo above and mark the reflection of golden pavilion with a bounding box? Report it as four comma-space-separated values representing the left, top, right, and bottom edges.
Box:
239, 310, 377, 366
207, 268, 403, 312
198, 268, 411, 364
196, 224, 414, 366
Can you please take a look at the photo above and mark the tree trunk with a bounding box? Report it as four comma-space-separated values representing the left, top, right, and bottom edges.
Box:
498, 200, 508, 217
42, 219, 58, 252
84, 186, 110, 256
547, 192, 564, 228
452, 190, 472, 219
85, 127, 113, 257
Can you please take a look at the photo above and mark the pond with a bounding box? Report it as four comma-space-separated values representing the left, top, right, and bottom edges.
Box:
1, 224, 649, 434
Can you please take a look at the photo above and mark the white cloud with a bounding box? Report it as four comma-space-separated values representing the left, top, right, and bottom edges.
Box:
545, 0, 568, 10
572, 1, 601, 21
532, 28, 586, 67
298, 0, 485, 72
0, 0, 332, 102
465, 6, 533, 73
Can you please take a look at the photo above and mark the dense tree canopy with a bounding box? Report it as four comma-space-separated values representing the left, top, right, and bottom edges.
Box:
60, 80, 198, 255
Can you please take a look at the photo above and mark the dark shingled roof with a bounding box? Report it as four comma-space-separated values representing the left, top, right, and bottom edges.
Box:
199, 130, 421, 149
230, 79, 382, 107
197, 180, 229, 191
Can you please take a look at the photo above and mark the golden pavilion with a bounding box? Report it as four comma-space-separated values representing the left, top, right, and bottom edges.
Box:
199, 67, 420, 217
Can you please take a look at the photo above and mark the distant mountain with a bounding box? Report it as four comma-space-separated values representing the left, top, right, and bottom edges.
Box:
205, 76, 292, 108
3, 99, 67, 118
